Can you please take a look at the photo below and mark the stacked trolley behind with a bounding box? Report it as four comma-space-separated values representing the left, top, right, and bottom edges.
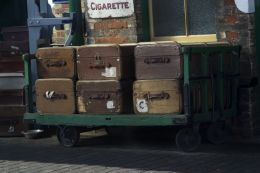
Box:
23, 43, 240, 152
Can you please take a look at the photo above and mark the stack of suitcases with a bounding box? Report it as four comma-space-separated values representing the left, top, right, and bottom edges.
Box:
134, 42, 186, 114
76, 44, 135, 114
35, 47, 77, 114
35, 44, 136, 114
35, 42, 236, 116
0, 26, 29, 136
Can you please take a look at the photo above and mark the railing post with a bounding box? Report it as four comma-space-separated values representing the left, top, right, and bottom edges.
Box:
69, 0, 84, 46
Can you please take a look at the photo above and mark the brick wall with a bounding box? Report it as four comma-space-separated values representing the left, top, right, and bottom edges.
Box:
85, 0, 142, 44
216, 0, 257, 137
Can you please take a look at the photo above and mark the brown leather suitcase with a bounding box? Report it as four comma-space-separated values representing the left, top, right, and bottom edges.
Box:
77, 44, 136, 80
135, 42, 216, 80
0, 90, 24, 105
35, 79, 75, 114
1, 26, 28, 41
0, 117, 28, 137
133, 80, 183, 114
77, 80, 133, 114
0, 57, 24, 73
0, 105, 26, 118
135, 42, 181, 80
36, 47, 76, 79
0, 41, 29, 57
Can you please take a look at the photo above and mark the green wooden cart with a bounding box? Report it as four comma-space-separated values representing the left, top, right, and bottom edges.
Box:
23, 44, 240, 152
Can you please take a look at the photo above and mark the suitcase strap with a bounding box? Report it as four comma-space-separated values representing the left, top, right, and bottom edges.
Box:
44, 91, 67, 100
143, 92, 170, 101
144, 57, 170, 64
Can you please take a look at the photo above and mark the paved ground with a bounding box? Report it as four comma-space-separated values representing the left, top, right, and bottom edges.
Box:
1, 129, 260, 173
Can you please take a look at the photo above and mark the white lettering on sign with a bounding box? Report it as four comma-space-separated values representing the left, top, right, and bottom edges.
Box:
87, 0, 134, 18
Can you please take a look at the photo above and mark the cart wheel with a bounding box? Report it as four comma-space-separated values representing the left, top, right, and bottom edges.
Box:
207, 123, 227, 145
57, 126, 80, 147
176, 128, 201, 152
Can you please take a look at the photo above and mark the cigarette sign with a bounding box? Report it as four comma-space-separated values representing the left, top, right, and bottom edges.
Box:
87, 0, 134, 18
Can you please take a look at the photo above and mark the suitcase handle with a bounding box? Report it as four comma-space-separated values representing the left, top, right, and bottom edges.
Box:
88, 94, 110, 100
143, 92, 170, 101
45, 60, 67, 67
90, 63, 112, 69
44, 91, 67, 100
144, 57, 170, 64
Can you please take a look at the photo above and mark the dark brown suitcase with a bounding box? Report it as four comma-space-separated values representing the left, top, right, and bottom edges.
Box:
77, 44, 136, 80
135, 42, 221, 80
36, 47, 76, 79
135, 42, 182, 80
1, 26, 28, 41
0, 90, 24, 105
36, 79, 75, 114
0, 117, 28, 137
0, 41, 29, 57
77, 80, 133, 114
0, 105, 26, 118
0, 57, 24, 73
133, 80, 183, 114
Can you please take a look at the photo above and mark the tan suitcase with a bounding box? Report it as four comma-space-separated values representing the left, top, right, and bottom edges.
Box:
36, 79, 75, 114
77, 80, 133, 114
133, 80, 182, 114
77, 44, 136, 80
36, 47, 76, 79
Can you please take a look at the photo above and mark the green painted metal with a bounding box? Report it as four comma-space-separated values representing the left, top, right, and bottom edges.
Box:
255, 0, 260, 117
201, 53, 209, 117
69, 0, 85, 46
24, 113, 187, 126
141, 0, 150, 41
183, 51, 190, 85
216, 53, 224, 120
23, 54, 34, 113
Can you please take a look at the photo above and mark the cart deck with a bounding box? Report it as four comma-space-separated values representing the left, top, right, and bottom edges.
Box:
24, 113, 187, 126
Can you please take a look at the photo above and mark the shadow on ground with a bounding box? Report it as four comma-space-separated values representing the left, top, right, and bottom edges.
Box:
0, 128, 260, 173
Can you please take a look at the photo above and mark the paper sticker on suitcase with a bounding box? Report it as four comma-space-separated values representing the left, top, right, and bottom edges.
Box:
133, 80, 183, 114
36, 79, 75, 114
77, 44, 135, 80
36, 47, 76, 79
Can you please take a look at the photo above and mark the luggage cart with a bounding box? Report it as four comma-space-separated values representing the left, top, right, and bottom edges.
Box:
23, 44, 240, 152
